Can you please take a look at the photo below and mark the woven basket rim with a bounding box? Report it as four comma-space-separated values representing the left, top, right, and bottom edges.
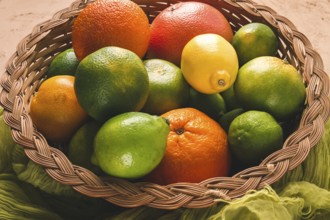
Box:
1, 0, 329, 210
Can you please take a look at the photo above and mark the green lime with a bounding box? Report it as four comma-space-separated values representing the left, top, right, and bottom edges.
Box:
228, 110, 283, 165
47, 48, 79, 78
188, 87, 226, 121
74, 46, 149, 122
220, 85, 241, 111
218, 108, 244, 132
234, 56, 306, 121
67, 119, 102, 172
232, 23, 278, 66
141, 59, 190, 115
94, 112, 169, 179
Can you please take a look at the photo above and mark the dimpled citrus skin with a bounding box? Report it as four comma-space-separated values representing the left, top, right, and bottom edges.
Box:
234, 56, 306, 121
74, 46, 149, 122
232, 22, 279, 66
72, 0, 150, 61
141, 59, 190, 115
30, 75, 88, 143
181, 33, 239, 94
147, 1, 233, 66
94, 112, 170, 179
145, 108, 231, 185
228, 110, 283, 165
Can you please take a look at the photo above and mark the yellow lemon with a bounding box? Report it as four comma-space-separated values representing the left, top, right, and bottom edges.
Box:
181, 33, 239, 94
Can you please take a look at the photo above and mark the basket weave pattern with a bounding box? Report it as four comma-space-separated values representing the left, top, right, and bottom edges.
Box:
0, 0, 329, 209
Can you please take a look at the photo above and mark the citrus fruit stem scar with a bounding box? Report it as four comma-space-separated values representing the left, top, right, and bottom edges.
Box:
211, 70, 231, 91
176, 128, 184, 135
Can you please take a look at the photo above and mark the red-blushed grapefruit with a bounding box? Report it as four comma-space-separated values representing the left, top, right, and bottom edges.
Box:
147, 1, 233, 66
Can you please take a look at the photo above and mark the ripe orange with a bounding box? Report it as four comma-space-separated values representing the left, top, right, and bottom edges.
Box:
147, 1, 233, 66
72, 0, 150, 61
30, 75, 89, 143
145, 108, 230, 185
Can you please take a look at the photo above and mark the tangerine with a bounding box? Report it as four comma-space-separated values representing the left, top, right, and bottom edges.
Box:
147, 1, 233, 66
146, 108, 230, 185
72, 0, 150, 61
30, 75, 89, 143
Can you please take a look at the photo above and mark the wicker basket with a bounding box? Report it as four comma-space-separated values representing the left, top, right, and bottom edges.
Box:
0, 0, 329, 210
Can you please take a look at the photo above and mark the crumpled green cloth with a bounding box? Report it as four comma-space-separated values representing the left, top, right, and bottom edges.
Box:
207, 181, 330, 220
0, 173, 62, 220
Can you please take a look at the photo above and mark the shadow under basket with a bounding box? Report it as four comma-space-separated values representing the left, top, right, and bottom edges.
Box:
1, 0, 329, 210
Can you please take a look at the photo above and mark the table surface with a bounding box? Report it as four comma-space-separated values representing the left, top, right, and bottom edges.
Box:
0, 0, 329, 75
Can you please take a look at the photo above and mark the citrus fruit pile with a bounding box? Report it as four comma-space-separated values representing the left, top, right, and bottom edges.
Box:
29, 0, 307, 185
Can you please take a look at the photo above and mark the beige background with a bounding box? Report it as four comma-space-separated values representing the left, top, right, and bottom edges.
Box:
0, 0, 329, 74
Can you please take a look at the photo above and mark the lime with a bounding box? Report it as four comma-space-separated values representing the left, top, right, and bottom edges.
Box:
228, 110, 283, 165
74, 46, 149, 122
234, 56, 306, 121
181, 33, 239, 94
232, 22, 278, 66
218, 108, 244, 132
187, 87, 226, 121
47, 48, 79, 78
94, 112, 169, 179
68, 120, 102, 172
141, 59, 190, 115
220, 85, 241, 111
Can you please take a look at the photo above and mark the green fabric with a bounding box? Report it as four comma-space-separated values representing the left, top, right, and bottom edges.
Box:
273, 118, 330, 191
279, 181, 330, 219
0, 173, 62, 220
11, 144, 76, 197
0, 108, 16, 173
208, 186, 303, 220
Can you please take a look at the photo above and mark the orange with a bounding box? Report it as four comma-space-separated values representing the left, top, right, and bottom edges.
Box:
30, 75, 89, 143
146, 108, 230, 185
147, 1, 233, 66
72, 0, 150, 61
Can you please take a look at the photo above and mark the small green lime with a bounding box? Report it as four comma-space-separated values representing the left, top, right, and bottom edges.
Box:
220, 85, 241, 111
74, 46, 149, 122
234, 56, 306, 121
228, 110, 283, 165
94, 112, 169, 179
68, 120, 102, 172
232, 23, 278, 66
47, 48, 79, 78
218, 108, 244, 132
141, 59, 190, 115
188, 87, 226, 121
